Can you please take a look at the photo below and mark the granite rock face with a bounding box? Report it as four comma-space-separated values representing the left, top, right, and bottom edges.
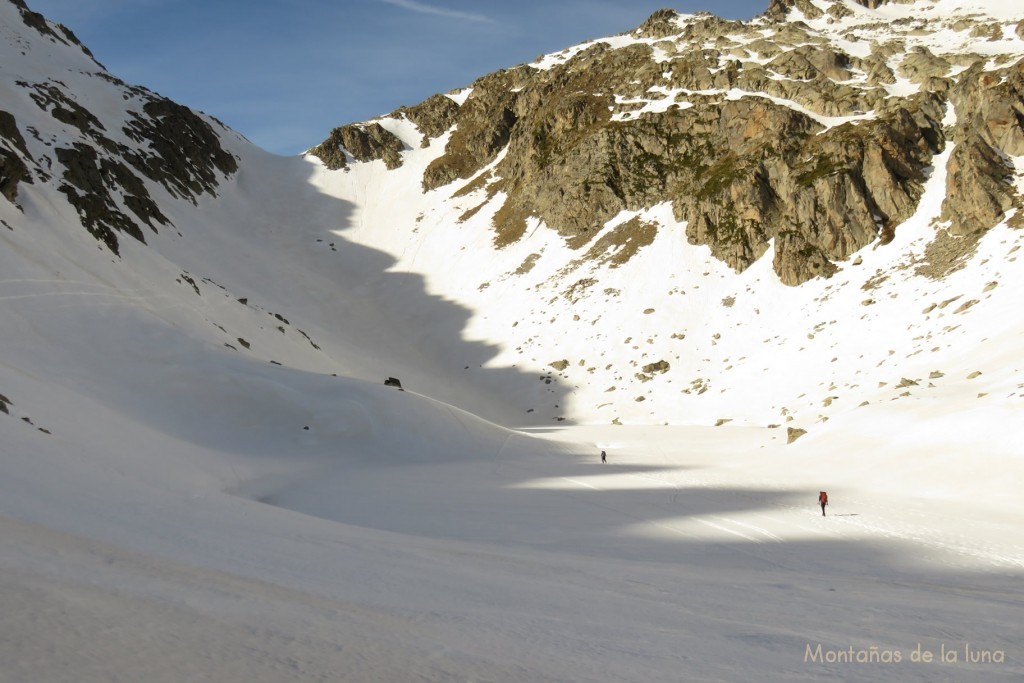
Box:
941, 60, 1024, 235
312, 1, 1024, 285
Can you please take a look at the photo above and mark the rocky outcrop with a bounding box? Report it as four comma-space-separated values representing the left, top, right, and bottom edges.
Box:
422, 67, 532, 190
309, 93, 461, 167
308, 121, 405, 170
941, 59, 1024, 235
395, 93, 460, 146
633, 8, 683, 39
680, 93, 943, 284
14, 71, 239, 253
56, 143, 168, 255
10, 0, 98, 63
3, 4, 241, 255
0, 147, 30, 203
899, 47, 951, 84
322, 4, 1024, 286
428, 29, 944, 283
122, 98, 238, 202
769, 45, 853, 81
763, 0, 825, 22
0, 110, 32, 203
21, 80, 106, 139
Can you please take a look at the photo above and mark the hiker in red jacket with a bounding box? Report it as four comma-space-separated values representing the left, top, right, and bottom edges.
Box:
819, 491, 828, 516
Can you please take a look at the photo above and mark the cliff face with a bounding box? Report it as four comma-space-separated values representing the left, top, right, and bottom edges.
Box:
310, 0, 1024, 285
942, 60, 1024, 236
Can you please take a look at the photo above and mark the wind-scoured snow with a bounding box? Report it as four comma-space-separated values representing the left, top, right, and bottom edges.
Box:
2, 1, 1024, 681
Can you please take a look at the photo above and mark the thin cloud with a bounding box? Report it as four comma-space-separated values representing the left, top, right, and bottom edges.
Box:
376, 0, 495, 23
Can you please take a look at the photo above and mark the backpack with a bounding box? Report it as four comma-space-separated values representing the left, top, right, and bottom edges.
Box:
819, 491, 828, 505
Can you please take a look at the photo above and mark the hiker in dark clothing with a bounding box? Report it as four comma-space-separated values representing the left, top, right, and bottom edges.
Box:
819, 491, 828, 516
601, 450, 607, 463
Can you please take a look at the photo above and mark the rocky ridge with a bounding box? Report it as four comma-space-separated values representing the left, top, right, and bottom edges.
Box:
0, 1, 238, 254
310, 0, 1024, 285
3, 0, 1024, 430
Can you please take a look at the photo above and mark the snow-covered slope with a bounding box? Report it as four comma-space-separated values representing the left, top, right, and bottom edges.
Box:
308, 0, 1024, 436
2, 0, 1024, 681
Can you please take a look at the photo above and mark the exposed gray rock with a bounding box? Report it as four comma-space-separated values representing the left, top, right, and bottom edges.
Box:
642, 360, 670, 374
483, 72, 942, 283
122, 98, 239, 202
860, 53, 892, 84
0, 148, 29, 203
827, 3, 854, 20
679, 15, 745, 42
311, 122, 405, 171
22, 80, 106, 139
941, 59, 1024, 235
312, 1, 1020, 287
56, 143, 167, 254
10, 0, 98, 63
762, 0, 824, 22
395, 93, 460, 146
899, 46, 951, 83
0, 110, 32, 203
633, 8, 682, 39
16, 72, 238, 251
769, 45, 853, 82
970, 22, 1004, 42
422, 66, 534, 191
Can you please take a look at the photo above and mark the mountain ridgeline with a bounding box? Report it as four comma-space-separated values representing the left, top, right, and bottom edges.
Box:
0, 0, 238, 255
310, 0, 1024, 285
3, 0, 1024, 429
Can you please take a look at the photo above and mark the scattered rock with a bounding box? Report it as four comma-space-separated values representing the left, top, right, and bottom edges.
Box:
787, 427, 807, 443
643, 360, 670, 375
953, 299, 979, 314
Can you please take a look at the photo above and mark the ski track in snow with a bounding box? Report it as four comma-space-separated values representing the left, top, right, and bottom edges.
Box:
548, 452, 1024, 573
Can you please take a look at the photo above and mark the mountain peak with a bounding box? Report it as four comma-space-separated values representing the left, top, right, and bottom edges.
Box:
3, 0, 1024, 431
290, 0, 1024, 427
8, 0, 96, 62
312, 0, 1022, 286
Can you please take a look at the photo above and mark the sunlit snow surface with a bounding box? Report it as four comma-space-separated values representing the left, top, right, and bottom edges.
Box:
2, 1, 1024, 681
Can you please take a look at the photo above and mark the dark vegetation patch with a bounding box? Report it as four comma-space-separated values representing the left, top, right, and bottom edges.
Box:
492, 194, 531, 248
915, 229, 982, 279
579, 218, 658, 268
514, 253, 542, 276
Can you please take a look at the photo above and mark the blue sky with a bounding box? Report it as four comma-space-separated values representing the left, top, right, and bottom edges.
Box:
27, 1, 770, 155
